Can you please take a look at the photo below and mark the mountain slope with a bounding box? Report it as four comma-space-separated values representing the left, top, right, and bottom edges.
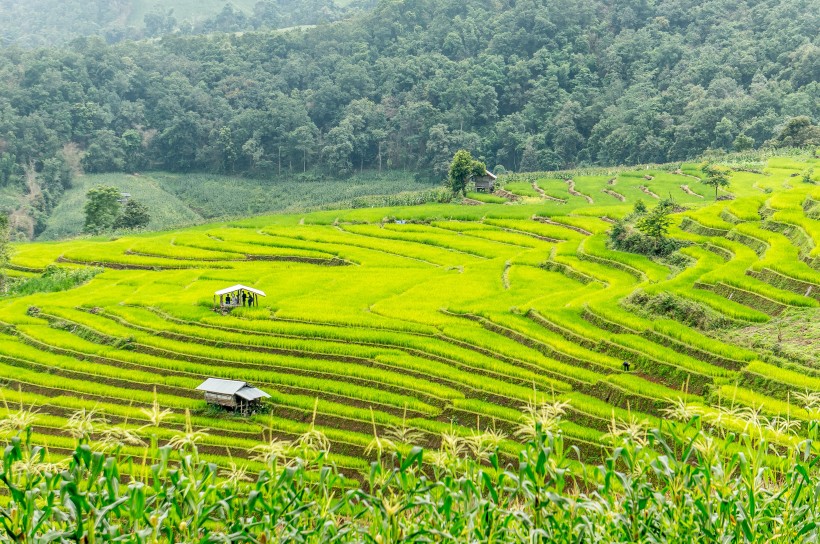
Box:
0, 0, 817, 239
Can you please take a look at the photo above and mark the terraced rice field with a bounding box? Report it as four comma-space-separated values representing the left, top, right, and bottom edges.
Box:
2, 156, 819, 478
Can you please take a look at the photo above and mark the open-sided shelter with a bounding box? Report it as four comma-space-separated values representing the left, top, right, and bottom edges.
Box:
196, 378, 270, 415
214, 284, 266, 309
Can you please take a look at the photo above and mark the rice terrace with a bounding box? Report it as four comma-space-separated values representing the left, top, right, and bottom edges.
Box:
1, 154, 818, 474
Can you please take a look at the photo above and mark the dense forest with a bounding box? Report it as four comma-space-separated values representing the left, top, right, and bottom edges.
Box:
0, 0, 369, 47
0, 0, 818, 237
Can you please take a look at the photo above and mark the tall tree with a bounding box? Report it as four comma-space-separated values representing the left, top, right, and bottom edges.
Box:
448, 150, 486, 196
636, 204, 673, 239
702, 165, 731, 200
0, 212, 9, 293
83, 185, 121, 233
113, 199, 151, 230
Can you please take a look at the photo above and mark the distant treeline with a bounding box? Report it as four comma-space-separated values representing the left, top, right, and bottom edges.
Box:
0, 0, 371, 47
0, 0, 818, 227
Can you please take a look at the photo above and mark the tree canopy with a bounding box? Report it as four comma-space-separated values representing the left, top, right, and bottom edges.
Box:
83, 186, 122, 233
702, 164, 732, 200
0, 213, 9, 285
448, 150, 486, 196
114, 199, 151, 230
0, 0, 816, 210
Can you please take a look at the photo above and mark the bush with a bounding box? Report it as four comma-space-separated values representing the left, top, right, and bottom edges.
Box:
608, 220, 686, 258
4, 265, 101, 297
626, 289, 731, 330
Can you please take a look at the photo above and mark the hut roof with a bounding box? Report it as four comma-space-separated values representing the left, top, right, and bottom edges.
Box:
214, 284, 266, 297
484, 170, 497, 180
196, 378, 270, 399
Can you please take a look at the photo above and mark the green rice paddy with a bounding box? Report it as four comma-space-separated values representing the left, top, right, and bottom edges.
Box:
2, 155, 819, 477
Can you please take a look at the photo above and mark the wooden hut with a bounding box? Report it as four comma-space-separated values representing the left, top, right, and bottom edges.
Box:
473, 170, 497, 192
196, 378, 270, 415
214, 284, 266, 309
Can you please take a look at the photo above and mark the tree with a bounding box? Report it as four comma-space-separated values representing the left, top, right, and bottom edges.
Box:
291, 125, 318, 173
768, 117, 820, 148
636, 204, 673, 239
83, 185, 121, 233
114, 199, 150, 230
217, 127, 238, 173
82, 130, 127, 173
0, 212, 9, 292
733, 134, 755, 152
701, 164, 730, 200
448, 150, 486, 196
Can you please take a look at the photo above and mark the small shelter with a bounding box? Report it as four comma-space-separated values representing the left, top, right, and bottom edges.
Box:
196, 378, 270, 415
214, 284, 266, 309
473, 170, 497, 193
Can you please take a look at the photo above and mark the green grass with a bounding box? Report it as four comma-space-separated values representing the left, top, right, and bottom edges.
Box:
466, 191, 507, 203
38, 170, 441, 240
1, 153, 818, 477
503, 182, 540, 198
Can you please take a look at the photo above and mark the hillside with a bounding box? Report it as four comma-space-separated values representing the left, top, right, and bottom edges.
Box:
35, 170, 441, 240
0, 0, 365, 47
1, 154, 819, 480
0, 0, 817, 240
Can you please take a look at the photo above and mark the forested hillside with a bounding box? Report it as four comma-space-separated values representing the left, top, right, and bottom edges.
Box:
0, 0, 367, 47
0, 0, 818, 238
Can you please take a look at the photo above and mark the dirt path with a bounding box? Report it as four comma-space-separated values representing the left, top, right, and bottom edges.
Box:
680, 185, 704, 198
533, 216, 592, 236
532, 182, 568, 203
566, 179, 594, 204
493, 189, 521, 201
462, 198, 484, 205
674, 168, 702, 182
602, 189, 625, 202
639, 185, 660, 199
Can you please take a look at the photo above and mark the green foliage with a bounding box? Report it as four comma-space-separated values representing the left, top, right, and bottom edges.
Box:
702, 164, 732, 200
0, 154, 817, 544
768, 117, 820, 148
504, 181, 540, 198
0, 212, 9, 291
733, 134, 755, 152
627, 290, 731, 330
3, 265, 101, 297
113, 199, 151, 230
610, 204, 681, 257
0, 0, 814, 201
0, 0, 362, 47
3, 403, 820, 541
448, 150, 486, 196
83, 185, 122, 233
465, 192, 506, 203
636, 204, 673, 238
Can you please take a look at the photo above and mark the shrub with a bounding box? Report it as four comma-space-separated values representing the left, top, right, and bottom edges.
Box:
4, 265, 101, 297
608, 220, 686, 258
626, 289, 731, 330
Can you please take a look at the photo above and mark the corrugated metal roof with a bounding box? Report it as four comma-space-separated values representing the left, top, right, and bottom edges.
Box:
197, 378, 270, 402
235, 386, 270, 401
196, 378, 247, 395
214, 284, 267, 297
